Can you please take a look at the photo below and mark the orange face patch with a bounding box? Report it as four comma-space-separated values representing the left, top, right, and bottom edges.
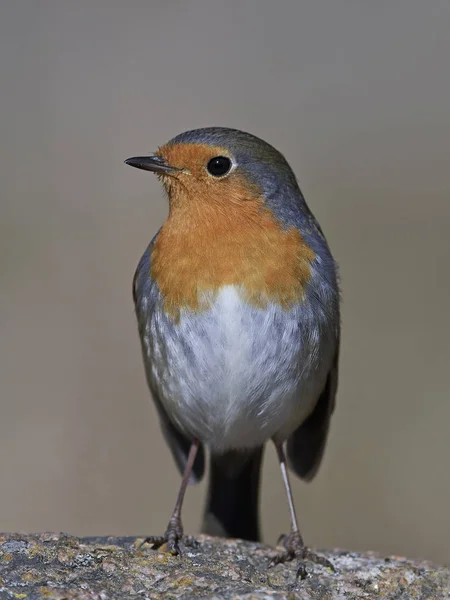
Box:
150, 143, 315, 319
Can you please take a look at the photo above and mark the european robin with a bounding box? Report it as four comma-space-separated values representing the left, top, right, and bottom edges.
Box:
125, 127, 340, 576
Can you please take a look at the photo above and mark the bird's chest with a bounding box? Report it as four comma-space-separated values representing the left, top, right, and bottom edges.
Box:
149, 204, 315, 321
144, 286, 326, 451
140, 211, 327, 450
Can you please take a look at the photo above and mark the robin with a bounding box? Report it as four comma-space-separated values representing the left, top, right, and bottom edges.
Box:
125, 127, 340, 575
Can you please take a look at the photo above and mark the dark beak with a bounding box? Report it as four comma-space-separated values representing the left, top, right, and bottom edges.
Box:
124, 155, 179, 175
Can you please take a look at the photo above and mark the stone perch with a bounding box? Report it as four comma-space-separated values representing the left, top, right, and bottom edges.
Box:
0, 533, 449, 599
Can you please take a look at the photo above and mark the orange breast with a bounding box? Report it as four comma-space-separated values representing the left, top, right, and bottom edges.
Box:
150, 175, 315, 320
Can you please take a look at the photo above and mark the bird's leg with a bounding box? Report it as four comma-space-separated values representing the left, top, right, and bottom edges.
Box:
141, 439, 199, 556
270, 442, 334, 579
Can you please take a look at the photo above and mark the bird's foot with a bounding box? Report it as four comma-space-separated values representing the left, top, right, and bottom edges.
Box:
139, 515, 190, 556
269, 531, 335, 580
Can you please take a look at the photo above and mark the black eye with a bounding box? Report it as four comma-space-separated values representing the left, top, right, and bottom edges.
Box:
206, 156, 232, 177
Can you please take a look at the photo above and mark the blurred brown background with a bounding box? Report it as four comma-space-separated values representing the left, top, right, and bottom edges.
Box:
1, 1, 449, 565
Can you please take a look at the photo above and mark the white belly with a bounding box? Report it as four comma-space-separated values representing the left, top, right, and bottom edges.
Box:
144, 286, 333, 453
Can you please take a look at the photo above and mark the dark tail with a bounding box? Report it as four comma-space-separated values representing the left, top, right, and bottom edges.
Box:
202, 447, 264, 542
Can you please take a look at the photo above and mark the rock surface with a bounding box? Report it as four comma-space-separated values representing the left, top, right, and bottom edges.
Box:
0, 533, 449, 599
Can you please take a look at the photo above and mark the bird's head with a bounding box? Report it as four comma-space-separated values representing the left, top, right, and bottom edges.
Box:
125, 127, 300, 214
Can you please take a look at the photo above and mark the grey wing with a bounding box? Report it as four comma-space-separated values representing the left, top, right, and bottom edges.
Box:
132, 244, 205, 483
287, 343, 339, 482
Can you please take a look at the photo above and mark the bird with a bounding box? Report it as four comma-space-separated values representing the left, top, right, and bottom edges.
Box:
125, 127, 340, 575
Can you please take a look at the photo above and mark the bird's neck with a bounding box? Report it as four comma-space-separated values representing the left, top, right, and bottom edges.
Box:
151, 197, 315, 319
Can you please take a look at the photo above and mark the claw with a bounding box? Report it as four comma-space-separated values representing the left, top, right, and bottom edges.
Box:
268, 555, 280, 569
139, 535, 167, 550
167, 539, 182, 556
269, 531, 335, 580
139, 516, 185, 557
296, 562, 308, 581
303, 548, 335, 572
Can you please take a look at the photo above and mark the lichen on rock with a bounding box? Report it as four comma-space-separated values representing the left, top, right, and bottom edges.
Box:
0, 533, 449, 599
